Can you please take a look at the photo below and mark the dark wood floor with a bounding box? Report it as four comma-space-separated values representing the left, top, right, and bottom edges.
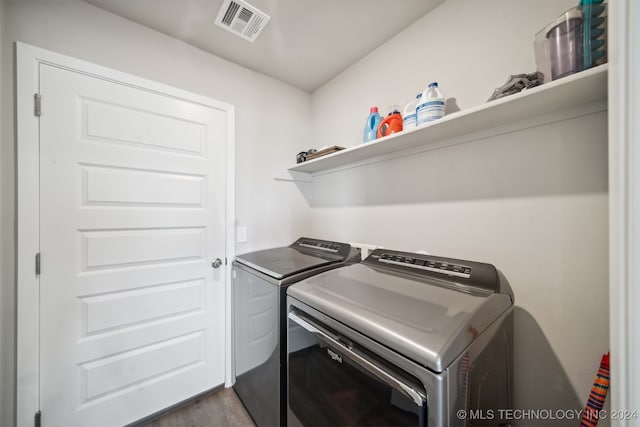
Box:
141, 388, 255, 427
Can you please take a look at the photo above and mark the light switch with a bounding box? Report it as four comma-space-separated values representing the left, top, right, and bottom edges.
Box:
237, 226, 248, 243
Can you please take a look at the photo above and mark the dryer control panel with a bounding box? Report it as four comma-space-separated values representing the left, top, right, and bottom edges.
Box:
364, 248, 501, 294
378, 252, 472, 278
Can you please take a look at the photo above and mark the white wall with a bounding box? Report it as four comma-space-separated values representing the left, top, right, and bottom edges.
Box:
309, 0, 609, 425
312, 0, 582, 145
0, 0, 612, 425
0, 1, 311, 425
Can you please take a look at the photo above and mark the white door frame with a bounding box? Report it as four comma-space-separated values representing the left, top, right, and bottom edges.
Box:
15, 42, 236, 426
609, 1, 640, 423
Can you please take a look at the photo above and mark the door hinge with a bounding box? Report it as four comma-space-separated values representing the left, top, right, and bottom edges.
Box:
225, 257, 228, 265
34, 94, 42, 117
35, 253, 41, 276
34, 411, 41, 427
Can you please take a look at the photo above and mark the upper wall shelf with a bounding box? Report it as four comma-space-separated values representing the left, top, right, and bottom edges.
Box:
288, 64, 608, 175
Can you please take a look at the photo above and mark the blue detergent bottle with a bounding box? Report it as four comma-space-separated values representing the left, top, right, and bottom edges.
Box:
363, 106, 382, 143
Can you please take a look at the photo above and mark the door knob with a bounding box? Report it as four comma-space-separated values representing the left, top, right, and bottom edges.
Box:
212, 258, 223, 269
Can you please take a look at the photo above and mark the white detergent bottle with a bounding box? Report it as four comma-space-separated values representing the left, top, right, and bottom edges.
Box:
402, 93, 422, 131
417, 82, 445, 125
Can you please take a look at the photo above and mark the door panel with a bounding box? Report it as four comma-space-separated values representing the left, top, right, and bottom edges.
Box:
83, 98, 206, 154
39, 63, 227, 427
82, 165, 205, 207
81, 227, 206, 268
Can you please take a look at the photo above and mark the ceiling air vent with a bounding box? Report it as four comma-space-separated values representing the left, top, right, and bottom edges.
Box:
215, 0, 271, 43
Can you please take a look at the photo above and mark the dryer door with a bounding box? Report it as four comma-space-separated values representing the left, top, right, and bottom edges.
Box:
287, 308, 427, 427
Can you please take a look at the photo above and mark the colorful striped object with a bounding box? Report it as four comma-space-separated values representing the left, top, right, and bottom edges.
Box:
580, 352, 610, 427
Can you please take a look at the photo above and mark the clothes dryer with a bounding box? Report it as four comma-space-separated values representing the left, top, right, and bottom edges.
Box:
287, 248, 514, 427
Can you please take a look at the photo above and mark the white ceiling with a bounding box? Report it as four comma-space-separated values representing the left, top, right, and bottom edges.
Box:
82, 0, 445, 92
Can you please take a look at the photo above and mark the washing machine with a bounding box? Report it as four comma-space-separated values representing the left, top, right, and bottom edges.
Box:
287, 248, 514, 427
232, 237, 361, 427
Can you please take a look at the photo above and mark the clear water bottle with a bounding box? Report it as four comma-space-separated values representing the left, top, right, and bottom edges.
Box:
417, 82, 445, 125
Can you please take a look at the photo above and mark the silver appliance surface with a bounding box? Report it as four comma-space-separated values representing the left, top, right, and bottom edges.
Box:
286, 248, 514, 427
233, 237, 360, 427
287, 263, 512, 372
235, 247, 333, 280
235, 237, 350, 280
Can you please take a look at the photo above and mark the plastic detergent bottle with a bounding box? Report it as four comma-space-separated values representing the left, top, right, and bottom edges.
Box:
377, 107, 403, 138
402, 93, 422, 130
417, 82, 445, 125
363, 107, 382, 143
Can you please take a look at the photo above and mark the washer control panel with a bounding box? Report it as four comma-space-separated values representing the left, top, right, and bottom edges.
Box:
296, 238, 341, 253
291, 237, 357, 261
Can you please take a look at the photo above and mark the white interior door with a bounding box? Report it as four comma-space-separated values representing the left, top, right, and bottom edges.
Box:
37, 63, 227, 427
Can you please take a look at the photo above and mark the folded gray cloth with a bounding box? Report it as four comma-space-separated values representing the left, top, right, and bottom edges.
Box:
487, 72, 544, 101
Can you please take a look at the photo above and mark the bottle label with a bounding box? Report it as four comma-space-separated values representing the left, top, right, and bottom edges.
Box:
403, 113, 417, 129
417, 100, 445, 125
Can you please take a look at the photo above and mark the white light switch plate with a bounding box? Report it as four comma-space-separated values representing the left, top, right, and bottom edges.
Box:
237, 226, 248, 243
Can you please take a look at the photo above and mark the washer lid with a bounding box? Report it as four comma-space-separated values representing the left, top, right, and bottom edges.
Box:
287, 260, 512, 372
235, 247, 337, 279
235, 237, 356, 280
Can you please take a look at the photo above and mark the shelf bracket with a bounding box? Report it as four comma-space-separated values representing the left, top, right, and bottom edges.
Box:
275, 170, 312, 183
